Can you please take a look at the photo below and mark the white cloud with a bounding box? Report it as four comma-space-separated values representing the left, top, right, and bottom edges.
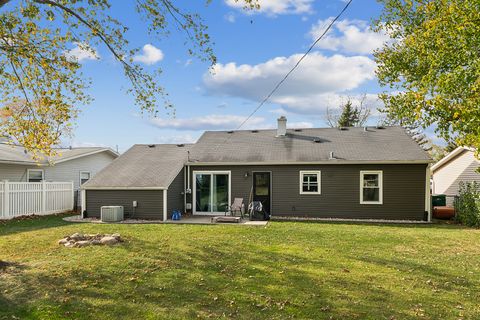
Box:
224, 12, 236, 23
309, 18, 390, 54
150, 114, 266, 131
150, 115, 314, 131
64, 42, 100, 62
225, 0, 314, 16
155, 134, 198, 144
203, 52, 376, 114
288, 121, 314, 128
133, 44, 164, 65
277, 93, 384, 116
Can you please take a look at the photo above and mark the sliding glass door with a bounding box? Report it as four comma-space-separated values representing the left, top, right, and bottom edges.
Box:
194, 171, 230, 215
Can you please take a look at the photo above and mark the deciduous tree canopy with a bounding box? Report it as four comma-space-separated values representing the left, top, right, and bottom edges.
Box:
0, 0, 256, 159
374, 0, 480, 155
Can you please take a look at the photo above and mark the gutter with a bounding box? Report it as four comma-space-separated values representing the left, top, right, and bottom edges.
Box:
186, 160, 434, 166
82, 186, 167, 190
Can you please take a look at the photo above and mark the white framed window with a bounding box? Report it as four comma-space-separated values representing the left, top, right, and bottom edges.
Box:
300, 171, 321, 194
27, 169, 44, 182
360, 171, 383, 204
80, 171, 91, 185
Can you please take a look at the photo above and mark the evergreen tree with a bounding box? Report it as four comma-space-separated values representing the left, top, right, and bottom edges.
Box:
337, 101, 359, 127
326, 97, 370, 128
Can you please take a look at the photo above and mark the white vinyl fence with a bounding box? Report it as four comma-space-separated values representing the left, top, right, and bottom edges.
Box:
0, 181, 74, 220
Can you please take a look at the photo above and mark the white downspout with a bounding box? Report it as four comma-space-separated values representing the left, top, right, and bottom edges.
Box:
183, 166, 187, 213
425, 164, 432, 222
163, 189, 168, 221
81, 189, 86, 218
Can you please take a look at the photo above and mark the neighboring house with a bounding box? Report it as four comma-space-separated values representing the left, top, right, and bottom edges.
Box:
83, 117, 433, 221
0, 143, 119, 207
431, 146, 480, 199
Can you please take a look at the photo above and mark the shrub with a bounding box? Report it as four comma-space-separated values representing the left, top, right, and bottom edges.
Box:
454, 181, 480, 227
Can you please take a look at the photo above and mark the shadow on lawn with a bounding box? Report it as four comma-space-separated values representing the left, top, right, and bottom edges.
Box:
0, 214, 73, 237
0, 236, 420, 320
273, 219, 471, 230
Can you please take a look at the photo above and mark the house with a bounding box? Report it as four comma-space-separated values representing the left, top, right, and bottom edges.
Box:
431, 146, 480, 200
0, 143, 119, 207
83, 117, 433, 221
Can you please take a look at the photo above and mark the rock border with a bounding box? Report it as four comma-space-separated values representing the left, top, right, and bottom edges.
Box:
58, 233, 122, 247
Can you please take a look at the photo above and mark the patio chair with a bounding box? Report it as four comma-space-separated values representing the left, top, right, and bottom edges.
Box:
224, 198, 244, 218
248, 201, 264, 221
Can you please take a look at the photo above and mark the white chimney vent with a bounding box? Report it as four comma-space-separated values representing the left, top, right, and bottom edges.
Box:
276, 116, 287, 137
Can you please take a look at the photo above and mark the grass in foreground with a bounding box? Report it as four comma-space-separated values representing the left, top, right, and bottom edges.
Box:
1, 215, 480, 319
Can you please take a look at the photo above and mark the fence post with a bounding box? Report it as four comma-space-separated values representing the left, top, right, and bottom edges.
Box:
71, 181, 74, 211
42, 180, 47, 215
3, 180, 8, 219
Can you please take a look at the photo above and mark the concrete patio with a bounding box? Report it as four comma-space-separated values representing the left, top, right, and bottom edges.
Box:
64, 215, 269, 226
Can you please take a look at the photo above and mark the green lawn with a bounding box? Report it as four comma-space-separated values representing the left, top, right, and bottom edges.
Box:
1, 215, 480, 320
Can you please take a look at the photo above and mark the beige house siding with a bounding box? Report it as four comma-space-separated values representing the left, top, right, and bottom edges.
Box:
432, 149, 480, 196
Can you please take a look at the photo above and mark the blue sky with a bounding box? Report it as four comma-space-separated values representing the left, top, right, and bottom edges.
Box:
64, 0, 401, 152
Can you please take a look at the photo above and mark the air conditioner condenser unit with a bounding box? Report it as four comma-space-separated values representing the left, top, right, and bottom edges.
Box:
101, 206, 124, 222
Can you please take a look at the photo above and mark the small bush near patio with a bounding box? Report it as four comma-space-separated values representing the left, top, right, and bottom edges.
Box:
455, 181, 480, 227
1, 215, 480, 319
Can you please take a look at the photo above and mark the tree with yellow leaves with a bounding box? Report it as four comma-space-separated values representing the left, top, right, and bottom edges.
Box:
0, 0, 258, 159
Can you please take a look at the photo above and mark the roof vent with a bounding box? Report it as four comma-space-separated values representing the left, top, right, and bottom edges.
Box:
329, 151, 336, 160
339, 127, 348, 131
363, 126, 368, 132
227, 130, 234, 134
251, 130, 258, 133
148, 144, 156, 148
313, 138, 322, 143
294, 129, 302, 132
177, 144, 185, 147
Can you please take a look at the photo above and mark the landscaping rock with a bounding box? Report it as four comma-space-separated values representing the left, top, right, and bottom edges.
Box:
75, 240, 91, 247
111, 233, 121, 240
59, 233, 122, 247
70, 233, 84, 241
91, 239, 102, 245
100, 236, 118, 245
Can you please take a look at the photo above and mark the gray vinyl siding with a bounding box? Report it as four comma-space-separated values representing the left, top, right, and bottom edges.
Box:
0, 152, 116, 208
167, 169, 185, 219
0, 152, 115, 187
0, 164, 36, 181
85, 190, 164, 220
45, 152, 116, 207
44, 152, 116, 192
189, 164, 427, 221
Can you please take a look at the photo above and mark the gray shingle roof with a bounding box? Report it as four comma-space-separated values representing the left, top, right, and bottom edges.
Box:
189, 126, 432, 163
83, 144, 192, 189
0, 143, 117, 165
83, 126, 431, 189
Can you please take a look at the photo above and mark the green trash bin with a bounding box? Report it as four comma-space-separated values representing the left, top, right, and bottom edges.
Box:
432, 194, 446, 207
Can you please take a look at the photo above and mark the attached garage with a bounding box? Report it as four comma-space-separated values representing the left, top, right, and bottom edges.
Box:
85, 189, 165, 220
81, 144, 190, 221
